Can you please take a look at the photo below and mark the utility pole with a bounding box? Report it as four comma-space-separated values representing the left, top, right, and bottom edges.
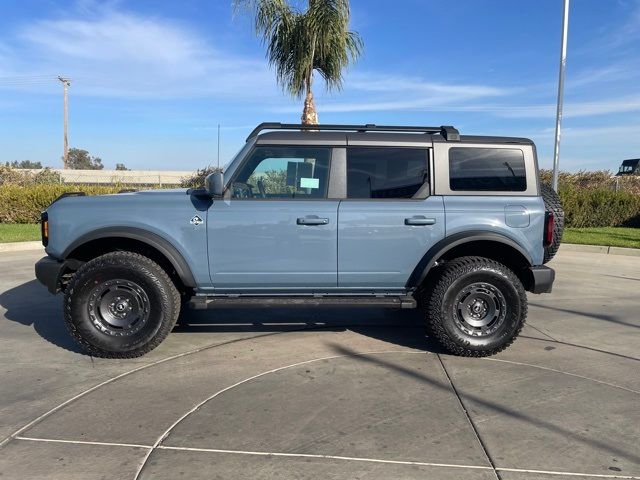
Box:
58, 76, 71, 169
552, 0, 570, 192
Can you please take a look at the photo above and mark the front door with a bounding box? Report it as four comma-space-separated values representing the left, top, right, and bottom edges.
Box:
338, 146, 445, 289
208, 146, 338, 290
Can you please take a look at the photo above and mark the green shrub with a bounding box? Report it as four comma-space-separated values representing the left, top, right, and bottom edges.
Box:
0, 166, 61, 186
540, 169, 640, 195
559, 187, 640, 228
0, 184, 122, 223
180, 166, 222, 188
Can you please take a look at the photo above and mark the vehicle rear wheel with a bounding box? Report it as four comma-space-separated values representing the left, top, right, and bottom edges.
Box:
541, 183, 564, 263
64, 251, 180, 358
419, 256, 527, 357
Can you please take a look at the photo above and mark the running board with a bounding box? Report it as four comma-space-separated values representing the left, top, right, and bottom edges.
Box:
188, 295, 417, 310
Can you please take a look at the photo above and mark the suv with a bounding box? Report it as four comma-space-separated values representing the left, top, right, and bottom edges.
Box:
35, 123, 562, 358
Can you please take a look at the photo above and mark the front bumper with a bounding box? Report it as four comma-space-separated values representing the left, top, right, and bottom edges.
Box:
528, 265, 555, 294
35, 256, 66, 294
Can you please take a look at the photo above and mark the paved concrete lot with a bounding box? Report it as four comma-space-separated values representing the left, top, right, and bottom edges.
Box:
0, 248, 639, 479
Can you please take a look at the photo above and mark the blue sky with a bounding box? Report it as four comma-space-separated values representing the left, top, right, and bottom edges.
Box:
1, 0, 639, 171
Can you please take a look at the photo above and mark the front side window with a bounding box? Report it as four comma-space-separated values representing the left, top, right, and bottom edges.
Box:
231, 147, 331, 199
449, 147, 526, 191
346, 148, 429, 199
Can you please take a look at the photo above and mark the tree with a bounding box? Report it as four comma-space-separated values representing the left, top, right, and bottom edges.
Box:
234, 0, 362, 124
115, 163, 129, 171
67, 148, 104, 170
5, 160, 42, 169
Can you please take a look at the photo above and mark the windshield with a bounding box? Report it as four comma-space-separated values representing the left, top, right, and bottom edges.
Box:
222, 139, 255, 182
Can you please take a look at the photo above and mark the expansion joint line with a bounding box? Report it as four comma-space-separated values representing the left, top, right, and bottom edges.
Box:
436, 353, 502, 480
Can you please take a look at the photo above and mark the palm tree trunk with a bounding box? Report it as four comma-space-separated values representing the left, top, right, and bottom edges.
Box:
301, 33, 318, 125
301, 90, 318, 125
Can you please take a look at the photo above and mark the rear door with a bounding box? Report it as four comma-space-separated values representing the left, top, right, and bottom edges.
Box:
208, 146, 339, 290
338, 146, 445, 289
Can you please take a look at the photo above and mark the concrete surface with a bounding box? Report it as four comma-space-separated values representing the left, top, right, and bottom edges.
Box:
0, 249, 638, 480
0, 242, 43, 253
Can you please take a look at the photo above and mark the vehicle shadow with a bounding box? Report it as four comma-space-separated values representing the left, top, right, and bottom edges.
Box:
0, 279, 83, 353
176, 305, 439, 352
1, 280, 441, 355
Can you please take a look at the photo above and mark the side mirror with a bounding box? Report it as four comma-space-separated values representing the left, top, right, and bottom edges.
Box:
205, 172, 224, 197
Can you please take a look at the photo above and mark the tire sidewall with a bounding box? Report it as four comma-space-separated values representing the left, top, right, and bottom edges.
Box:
67, 261, 174, 353
440, 269, 523, 350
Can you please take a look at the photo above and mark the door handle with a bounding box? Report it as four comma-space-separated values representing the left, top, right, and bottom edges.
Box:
405, 216, 436, 226
297, 217, 329, 226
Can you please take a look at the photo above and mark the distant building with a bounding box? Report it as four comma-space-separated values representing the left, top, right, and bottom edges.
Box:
616, 159, 640, 176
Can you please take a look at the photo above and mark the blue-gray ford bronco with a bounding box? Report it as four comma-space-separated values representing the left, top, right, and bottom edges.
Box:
35, 123, 563, 358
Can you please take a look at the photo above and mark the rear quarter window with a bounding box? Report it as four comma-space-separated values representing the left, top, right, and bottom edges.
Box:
449, 147, 526, 192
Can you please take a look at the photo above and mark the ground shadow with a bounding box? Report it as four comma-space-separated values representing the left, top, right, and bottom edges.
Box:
177, 305, 439, 352
2, 280, 439, 356
331, 343, 640, 466
529, 301, 639, 329
0, 279, 83, 353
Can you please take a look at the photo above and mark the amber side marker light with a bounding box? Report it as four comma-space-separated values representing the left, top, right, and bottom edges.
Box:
41, 211, 49, 247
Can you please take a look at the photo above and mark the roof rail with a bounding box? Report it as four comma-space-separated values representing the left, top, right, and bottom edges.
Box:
246, 123, 460, 141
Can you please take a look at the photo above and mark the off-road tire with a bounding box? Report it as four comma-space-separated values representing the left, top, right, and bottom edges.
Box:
541, 183, 564, 263
420, 256, 527, 357
64, 251, 180, 358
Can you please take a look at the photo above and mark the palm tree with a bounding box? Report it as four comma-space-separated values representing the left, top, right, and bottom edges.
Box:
234, 0, 363, 124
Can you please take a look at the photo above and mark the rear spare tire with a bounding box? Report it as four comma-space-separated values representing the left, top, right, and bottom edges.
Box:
540, 183, 564, 263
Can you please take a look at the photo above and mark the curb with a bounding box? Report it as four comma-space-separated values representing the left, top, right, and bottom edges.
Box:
560, 243, 640, 257
0, 241, 44, 253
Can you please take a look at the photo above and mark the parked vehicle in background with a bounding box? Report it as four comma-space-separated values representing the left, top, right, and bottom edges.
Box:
35, 123, 563, 359
617, 159, 640, 176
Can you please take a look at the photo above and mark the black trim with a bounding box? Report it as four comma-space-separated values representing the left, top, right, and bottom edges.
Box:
247, 122, 459, 141
528, 265, 555, 294
35, 256, 65, 294
406, 231, 533, 289
188, 295, 416, 310
61, 227, 197, 287
50, 191, 86, 205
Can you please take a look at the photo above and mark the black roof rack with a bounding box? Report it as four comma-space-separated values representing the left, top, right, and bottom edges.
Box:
246, 123, 460, 142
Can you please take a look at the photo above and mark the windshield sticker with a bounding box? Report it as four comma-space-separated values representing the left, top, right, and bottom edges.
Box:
300, 177, 319, 189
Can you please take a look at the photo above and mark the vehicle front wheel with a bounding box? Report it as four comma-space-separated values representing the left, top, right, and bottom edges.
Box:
64, 251, 180, 358
420, 256, 527, 357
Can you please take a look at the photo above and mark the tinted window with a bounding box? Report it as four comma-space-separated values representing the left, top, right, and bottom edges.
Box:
347, 148, 428, 199
449, 148, 526, 191
232, 147, 330, 199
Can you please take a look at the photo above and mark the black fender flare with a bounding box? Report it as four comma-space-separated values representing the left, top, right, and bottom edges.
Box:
62, 227, 197, 287
406, 231, 533, 289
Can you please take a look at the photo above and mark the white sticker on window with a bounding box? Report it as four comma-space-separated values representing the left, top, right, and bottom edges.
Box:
300, 177, 319, 189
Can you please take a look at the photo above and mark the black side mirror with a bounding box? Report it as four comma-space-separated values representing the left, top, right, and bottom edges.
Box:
205, 172, 224, 197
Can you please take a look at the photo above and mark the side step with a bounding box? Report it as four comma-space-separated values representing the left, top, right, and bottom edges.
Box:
188, 295, 417, 310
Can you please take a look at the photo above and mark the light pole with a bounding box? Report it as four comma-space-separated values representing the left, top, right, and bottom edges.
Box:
57, 76, 71, 169
552, 0, 570, 191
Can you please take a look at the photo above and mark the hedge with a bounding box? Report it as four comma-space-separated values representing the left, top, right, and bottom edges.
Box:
558, 187, 640, 228
0, 182, 638, 228
0, 184, 123, 223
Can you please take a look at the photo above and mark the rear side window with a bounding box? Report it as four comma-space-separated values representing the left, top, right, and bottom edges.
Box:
449, 148, 526, 192
347, 148, 429, 199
